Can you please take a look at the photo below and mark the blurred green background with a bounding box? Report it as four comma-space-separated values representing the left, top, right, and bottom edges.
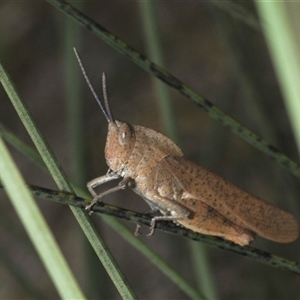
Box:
0, 1, 299, 299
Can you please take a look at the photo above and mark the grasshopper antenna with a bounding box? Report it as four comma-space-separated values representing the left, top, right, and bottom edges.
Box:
73, 47, 114, 123
101, 72, 115, 123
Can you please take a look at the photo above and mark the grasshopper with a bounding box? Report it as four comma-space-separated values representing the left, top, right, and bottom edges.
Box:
74, 49, 299, 246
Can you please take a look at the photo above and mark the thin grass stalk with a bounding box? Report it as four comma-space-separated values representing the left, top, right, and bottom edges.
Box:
61, 7, 109, 299
7, 182, 300, 275
62, 5, 87, 187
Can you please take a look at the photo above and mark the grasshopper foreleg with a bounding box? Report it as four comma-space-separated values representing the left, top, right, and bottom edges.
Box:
86, 174, 134, 213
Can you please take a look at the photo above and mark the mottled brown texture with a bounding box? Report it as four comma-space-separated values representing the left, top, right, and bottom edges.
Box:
89, 119, 299, 246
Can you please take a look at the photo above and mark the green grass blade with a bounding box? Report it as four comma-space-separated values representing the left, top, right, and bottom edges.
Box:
0, 136, 85, 299
256, 2, 300, 153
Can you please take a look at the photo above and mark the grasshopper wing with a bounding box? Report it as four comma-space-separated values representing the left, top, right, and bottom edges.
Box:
163, 156, 299, 243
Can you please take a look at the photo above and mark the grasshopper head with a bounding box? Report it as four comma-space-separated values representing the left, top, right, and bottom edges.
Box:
105, 120, 136, 173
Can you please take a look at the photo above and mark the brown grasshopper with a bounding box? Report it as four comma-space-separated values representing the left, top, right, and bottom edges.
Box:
74, 49, 299, 246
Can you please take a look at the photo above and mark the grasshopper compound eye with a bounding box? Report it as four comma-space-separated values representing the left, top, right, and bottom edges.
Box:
118, 123, 133, 145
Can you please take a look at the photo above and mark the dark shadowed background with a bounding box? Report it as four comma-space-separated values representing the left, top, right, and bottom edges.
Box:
0, 1, 299, 299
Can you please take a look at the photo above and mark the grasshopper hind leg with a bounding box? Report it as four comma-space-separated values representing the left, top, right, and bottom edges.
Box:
138, 194, 191, 236
134, 199, 160, 236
